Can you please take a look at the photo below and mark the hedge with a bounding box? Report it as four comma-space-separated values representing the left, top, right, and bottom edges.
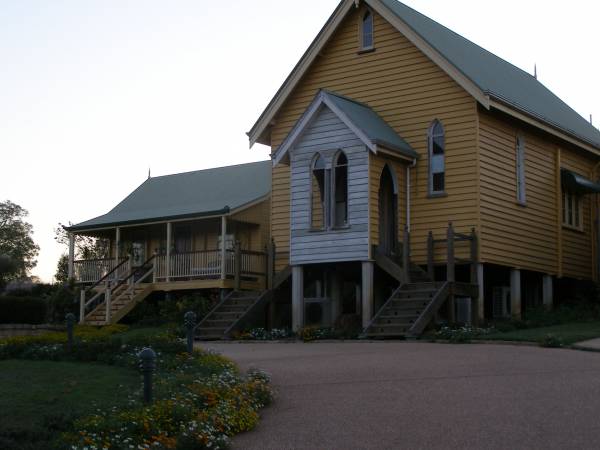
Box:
0, 296, 46, 324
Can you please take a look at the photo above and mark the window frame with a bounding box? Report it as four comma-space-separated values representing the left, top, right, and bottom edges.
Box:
516, 135, 527, 205
332, 150, 349, 228
309, 153, 329, 230
428, 120, 446, 196
562, 190, 584, 231
359, 9, 375, 52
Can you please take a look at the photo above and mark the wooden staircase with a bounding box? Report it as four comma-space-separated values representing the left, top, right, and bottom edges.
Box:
85, 283, 154, 325
196, 290, 263, 339
363, 282, 448, 338
196, 265, 292, 340
367, 242, 478, 338
80, 254, 157, 325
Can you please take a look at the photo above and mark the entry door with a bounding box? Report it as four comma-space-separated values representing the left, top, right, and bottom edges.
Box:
378, 166, 397, 256
131, 242, 146, 267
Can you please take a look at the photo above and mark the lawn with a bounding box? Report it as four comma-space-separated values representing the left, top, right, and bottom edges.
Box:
0, 359, 139, 449
478, 321, 600, 345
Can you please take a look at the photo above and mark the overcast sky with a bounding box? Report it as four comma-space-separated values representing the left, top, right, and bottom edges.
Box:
1, 0, 598, 282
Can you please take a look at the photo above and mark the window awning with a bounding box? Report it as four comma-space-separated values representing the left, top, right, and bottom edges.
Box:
561, 168, 600, 194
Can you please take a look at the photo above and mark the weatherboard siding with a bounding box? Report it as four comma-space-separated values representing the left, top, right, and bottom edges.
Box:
479, 111, 558, 274
560, 149, 595, 279
289, 106, 369, 264
478, 109, 596, 280
270, 7, 479, 264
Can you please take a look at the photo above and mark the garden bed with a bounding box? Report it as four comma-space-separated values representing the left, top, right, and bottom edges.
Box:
0, 324, 273, 449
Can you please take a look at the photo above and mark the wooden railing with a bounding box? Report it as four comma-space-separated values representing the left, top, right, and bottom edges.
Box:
427, 222, 478, 283
74, 258, 128, 284
153, 248, 267, 283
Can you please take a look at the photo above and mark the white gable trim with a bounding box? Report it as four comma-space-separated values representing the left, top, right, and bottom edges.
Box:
249, 0, 598, 154
249, 0, 488, 148
248, 0, 355, 147
272, 91, 376, 166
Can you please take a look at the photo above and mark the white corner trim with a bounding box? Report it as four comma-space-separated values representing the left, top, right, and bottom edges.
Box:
273, 92, 378, 166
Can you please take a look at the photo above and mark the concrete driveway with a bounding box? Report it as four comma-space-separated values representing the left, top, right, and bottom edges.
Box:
202, 341, 600, 450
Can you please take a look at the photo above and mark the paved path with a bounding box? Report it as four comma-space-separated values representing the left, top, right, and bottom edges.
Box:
202, 341, 600, 450
573, 337, 600, 351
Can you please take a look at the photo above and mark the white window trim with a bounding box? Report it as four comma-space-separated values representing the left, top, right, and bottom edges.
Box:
428, 120, 446, 196
516, 135, 527, 205
562, 191, 584, 231
359, 8, 375, 51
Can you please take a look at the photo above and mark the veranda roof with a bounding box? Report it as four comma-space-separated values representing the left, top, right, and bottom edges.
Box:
67, 161, 272, 232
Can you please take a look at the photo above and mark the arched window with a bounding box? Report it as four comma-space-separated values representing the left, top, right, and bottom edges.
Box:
333, 151, 348, 226
311, 153, 326, 229
428, 120, 445, 194
361, 10, 374, 50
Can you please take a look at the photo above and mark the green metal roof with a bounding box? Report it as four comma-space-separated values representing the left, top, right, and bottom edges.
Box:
561, 168, 600, 194
323, 90, 419, 158
381, 0, 600, 148
68, 161, 272, 231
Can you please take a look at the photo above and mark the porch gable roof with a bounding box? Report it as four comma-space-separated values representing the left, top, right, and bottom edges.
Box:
273, 89, 418, 165
67, 160, 271, 232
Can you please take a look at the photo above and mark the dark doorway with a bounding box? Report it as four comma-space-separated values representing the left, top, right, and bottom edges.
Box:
378, 165, 398, 256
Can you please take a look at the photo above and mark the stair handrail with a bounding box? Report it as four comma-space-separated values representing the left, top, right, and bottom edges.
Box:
193, 290, 236, 332
406, 281, 450, 337
224, 265, 293, 336
110, 253, 157, 293
361, 283, 405, 336
85, 256, 130, 294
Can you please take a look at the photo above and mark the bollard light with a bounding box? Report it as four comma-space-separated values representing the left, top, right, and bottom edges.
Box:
65, 313, 76, 347
139, 347, 157, 403
184, 311, 197, 355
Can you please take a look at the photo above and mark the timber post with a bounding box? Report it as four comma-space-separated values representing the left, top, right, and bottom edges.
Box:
427, 231, 434, 281
234, 241, 241, 291
266, 239, 275, 290
105, 281, 111, 325
446, 222, 455, 324
403, 226, 410, 284
79, 290, 85, 324
470, 228, 480, 326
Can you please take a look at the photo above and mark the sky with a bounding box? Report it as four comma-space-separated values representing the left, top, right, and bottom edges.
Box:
1, 0, 598, 282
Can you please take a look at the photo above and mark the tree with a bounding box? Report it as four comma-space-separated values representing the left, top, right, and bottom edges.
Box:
0, 200, 39, 286
54, 223, 109, 282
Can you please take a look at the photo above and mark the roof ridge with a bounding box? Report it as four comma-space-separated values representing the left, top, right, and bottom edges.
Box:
383, 0, 538, 83
320, 89, 371, 108
148, 160, 271, 180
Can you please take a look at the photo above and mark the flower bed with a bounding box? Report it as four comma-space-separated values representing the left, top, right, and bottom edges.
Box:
0, 326, 273, 449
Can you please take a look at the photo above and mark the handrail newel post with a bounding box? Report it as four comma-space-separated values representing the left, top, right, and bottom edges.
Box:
105, 281, 112, 324
402, 226, 410, 284
446, 222, 456, 324
234, 241, 241, 291
79, 289, 85, 324
427, 231, 434, 281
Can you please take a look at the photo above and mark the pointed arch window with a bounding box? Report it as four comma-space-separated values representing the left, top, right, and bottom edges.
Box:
428, 120, 445, 195
361, 10, 374, 50
333, 151, 348, 226
311, 153, 327, 229
516, 135, 527, 204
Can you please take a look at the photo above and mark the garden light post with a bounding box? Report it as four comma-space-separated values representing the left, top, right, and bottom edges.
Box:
65, 313, 76, 347
139, 347, 157, 404
184, 311, 197, 355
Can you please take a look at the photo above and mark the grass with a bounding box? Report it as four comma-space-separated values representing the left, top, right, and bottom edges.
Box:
0, 360, 139, 449
478, 321, 600, 345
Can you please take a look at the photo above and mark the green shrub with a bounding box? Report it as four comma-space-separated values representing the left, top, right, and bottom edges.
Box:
539, 333, 563, 348
45, 284, 78, 323
0, 296, 46, 324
